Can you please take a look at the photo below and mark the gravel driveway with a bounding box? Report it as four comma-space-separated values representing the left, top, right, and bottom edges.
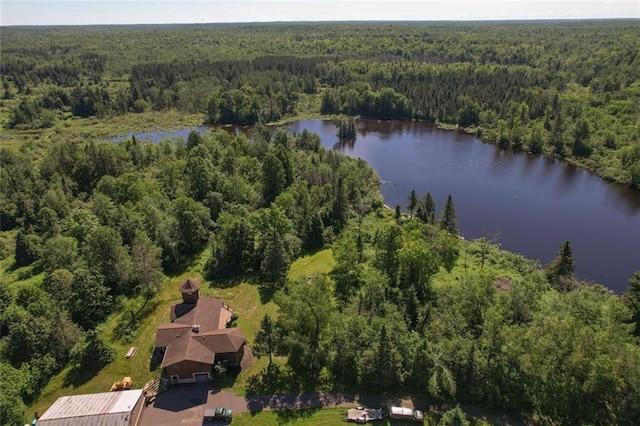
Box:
138, 384, 360, 426
138, 383, 523, 426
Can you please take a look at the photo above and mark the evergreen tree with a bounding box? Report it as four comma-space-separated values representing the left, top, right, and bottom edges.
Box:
438, 406, 470, 426
546, 240, 576, 288
131, 230, 164, 300
79, 330, 114, 372
304, 212, 324, 251
253, 314, 281, 373
527, 124, 544, 155
417, 192, 437, 224
407, 189, 418, 219
332, 177, 349, 231
260, 229, 290, 283
572, 119, 592, 157
212, 218, 254, 278
364, 325, 405, 390
457, 96, 480, 127
337, 117, 357, 140
440, 194, 458, 235
331, 233, 362, 302
624, 271, 640, 336
262, 150, 286, 205
374, 224, 403, 283
14, 229, 41, 266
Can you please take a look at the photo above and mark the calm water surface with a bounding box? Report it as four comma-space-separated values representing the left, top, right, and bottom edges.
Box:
285, 119, 640, 294
113, 120, 640, 294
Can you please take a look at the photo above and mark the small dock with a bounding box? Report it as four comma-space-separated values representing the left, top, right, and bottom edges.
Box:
347, 408, 383, 422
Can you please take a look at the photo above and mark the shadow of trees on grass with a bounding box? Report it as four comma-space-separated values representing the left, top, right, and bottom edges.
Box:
63, 330, 115, 388
246, 365, 302, 396
63, 366, 99, 389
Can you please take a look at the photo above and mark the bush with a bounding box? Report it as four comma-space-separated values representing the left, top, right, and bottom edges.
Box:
438, 405, 470, 426
79, 330, 115, 372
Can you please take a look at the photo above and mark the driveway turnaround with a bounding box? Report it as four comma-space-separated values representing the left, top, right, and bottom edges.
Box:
138, 383, 359, 426
138, 383, 523, 426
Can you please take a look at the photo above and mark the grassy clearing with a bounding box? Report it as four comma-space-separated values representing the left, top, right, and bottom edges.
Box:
0, 230, 44, 294
232, 408, 438, 426
1, 110, 205, 145
27, 269, 280, 414
57, 110, 206, 139
431, 236, 544, 292
288, 248, 335, 282
26, 243, 337, 415
231, 408, 349, 426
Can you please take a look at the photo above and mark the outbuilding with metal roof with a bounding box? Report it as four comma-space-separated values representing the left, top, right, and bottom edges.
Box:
37, 389, 144, 426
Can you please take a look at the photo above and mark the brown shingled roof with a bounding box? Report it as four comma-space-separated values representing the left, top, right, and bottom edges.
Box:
155, 323, 192, 348
179, 278, 201, 293
170, 297, 224, 328
155, 285, 246, 370
161, 328, 245, 368
199, 328, 246, 353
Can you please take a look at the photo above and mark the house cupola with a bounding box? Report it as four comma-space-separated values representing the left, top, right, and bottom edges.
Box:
179, 278, 201, 304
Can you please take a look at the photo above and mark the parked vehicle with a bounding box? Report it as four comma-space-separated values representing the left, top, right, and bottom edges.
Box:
110, 376, 132, 392
347, 407, 383, 423
389, 406, 424, 422
204, 407, 233, 422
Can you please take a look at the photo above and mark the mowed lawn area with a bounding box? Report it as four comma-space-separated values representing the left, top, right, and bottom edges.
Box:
28, 248, 335, 417
232, 408, 431, 425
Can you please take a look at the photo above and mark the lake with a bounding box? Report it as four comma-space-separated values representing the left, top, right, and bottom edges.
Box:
285, 119, 640, 294
112, 119, 640, 294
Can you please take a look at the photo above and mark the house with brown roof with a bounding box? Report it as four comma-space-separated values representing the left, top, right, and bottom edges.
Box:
154, 278, 245, 384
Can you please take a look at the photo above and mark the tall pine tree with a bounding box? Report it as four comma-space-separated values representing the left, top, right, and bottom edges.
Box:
440, 194, 458, 236
407, 189, 418, 219
546, 240, 576, 289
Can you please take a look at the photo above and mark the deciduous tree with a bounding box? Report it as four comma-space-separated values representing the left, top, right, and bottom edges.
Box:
276, 275, 334, 378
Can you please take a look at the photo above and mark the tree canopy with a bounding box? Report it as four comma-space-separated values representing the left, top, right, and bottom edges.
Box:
1, 21, 639, 425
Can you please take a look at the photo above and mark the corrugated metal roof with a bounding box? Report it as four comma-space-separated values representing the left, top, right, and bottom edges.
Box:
38, 389, 142, 426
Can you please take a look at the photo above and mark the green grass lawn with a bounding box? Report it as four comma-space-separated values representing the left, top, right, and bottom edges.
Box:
232, 408, 352, 425
232, 408, 436, 426
288, 248, 335, 281
27, 247, 336, 416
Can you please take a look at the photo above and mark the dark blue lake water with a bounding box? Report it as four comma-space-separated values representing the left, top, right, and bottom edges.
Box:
285, 119, 640, 294
112, 119, 640, 294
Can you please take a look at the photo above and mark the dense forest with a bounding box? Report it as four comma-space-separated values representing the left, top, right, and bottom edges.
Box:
1, 21, 639, 188
1, 21, 640, 425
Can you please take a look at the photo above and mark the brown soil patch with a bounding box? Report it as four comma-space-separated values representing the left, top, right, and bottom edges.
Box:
493, 277, 512, 291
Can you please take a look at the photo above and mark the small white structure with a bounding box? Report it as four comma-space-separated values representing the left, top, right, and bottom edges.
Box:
347, 407, 383, 423
390, 405, 424, 422
37, 389, 144, 426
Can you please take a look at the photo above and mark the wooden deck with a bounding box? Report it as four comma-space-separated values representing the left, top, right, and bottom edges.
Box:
347, 408, 383, 422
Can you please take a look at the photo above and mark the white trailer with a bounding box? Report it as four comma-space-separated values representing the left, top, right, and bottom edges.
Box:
389, 406, 424, 422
